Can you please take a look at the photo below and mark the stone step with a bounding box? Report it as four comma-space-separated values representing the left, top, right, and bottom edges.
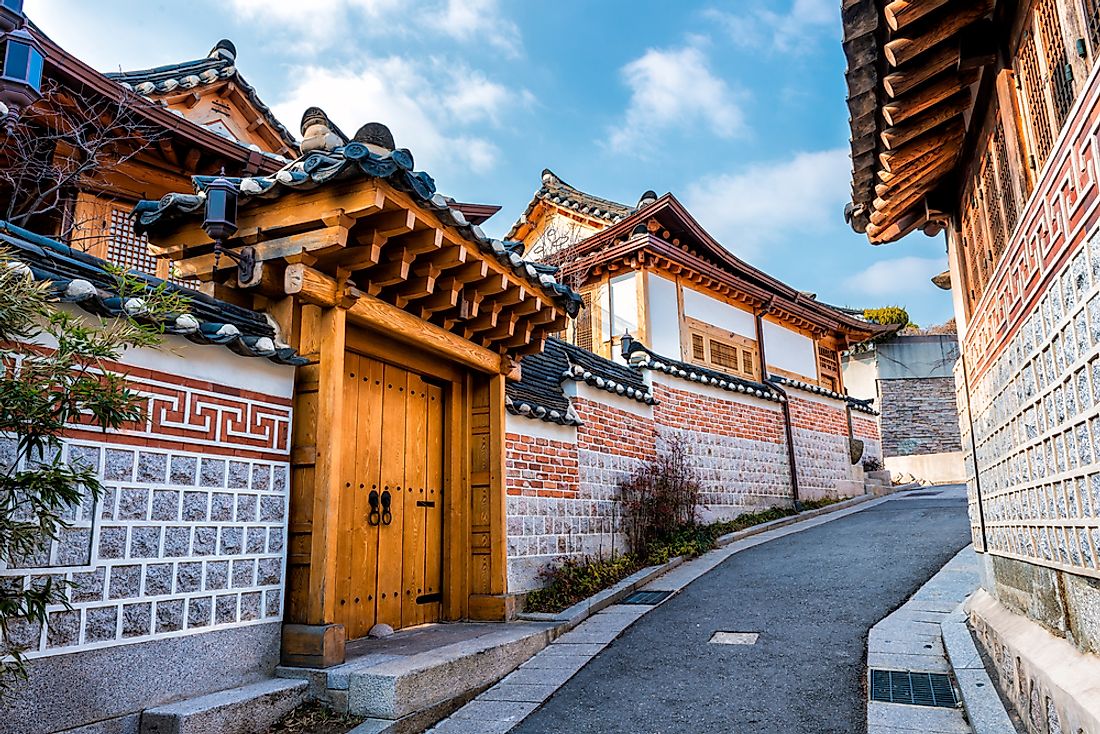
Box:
140, 678, 308, 734
346, 625, 554, 722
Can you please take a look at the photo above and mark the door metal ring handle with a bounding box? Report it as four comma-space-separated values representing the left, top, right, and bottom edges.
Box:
368, 489, 381, 526
380, 489, 393, 526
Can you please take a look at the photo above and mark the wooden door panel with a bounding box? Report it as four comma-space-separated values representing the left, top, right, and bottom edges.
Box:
334, 354, 360, 635
423, 382, 445, 622
352, 357, 385, 637
402, 372, 427, 626
376, 363, 407, 628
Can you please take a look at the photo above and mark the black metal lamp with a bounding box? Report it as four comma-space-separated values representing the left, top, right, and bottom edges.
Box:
202, 170, 255, 282
0, 0, 26, 32
0, 13, 46, 115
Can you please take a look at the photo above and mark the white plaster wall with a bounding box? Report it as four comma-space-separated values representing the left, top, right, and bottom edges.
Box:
597, 280, 611, 345
504, 413, 578, 443
763, 319, 817, 378
648, 273, 682, 360
884, 451, 966, 484
609, 273, 639, 342
842, 351, 879, 403
682, 286, 756, 339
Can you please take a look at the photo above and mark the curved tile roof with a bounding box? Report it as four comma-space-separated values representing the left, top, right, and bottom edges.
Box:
0, 221, 306, 366
506, 337, 655, 425
133, 132, 583, 318
105, 40, 297, 153
621, 337, 784, 404
505, 169, 635, 241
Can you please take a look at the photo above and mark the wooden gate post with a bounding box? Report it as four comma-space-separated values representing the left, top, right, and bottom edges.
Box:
282, 303, 348, 667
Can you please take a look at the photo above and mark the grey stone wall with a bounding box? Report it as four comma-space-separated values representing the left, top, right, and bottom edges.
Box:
880, 376, 963, 457
0, 439, 288, 660
0, 621, 280, 734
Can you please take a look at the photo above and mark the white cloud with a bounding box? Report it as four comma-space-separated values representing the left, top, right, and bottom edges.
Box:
842, 257, 947, 298
228, 0, 520, 56
684, 148, 849, 259
427, 0, 521, 57
272, 57, 519, 175
708, 0, 837, 53
609, 42, 744, 154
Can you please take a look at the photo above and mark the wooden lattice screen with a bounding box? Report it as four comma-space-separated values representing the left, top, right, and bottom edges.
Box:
1037, 0, 1074, 125
1017, 29, 1055, 166
1084, 0, 1100, 56
107, 209, 161, 277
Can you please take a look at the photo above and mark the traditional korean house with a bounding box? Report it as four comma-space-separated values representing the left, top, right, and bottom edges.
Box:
2, 11, 290, 282
499, 172, 893, 590
842, 0, 1100, 728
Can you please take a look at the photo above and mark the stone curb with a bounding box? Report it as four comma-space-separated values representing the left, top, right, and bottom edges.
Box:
941, 609, 1018, 734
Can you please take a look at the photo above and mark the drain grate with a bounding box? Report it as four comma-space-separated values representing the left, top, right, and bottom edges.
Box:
869, 669, 958, 708
621, 590, 672, 605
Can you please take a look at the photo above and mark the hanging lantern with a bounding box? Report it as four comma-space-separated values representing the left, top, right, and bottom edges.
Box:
201, 171, 255, 282
0, 20, 46, 113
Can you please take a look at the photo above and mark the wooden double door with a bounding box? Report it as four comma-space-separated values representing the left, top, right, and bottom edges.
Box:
337, 351, 445, 638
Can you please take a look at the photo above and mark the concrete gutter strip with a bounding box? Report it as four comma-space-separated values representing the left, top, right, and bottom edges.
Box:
941, 608, 1018, 734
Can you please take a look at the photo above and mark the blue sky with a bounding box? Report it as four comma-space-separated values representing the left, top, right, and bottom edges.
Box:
30, 0, 953, 326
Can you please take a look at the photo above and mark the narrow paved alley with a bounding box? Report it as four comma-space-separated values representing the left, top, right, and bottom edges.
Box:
506, 488, 971, 734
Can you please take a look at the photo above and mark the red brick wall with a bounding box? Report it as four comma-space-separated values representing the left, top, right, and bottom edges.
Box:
852, 414, 880, 441
788, 393, 849, 434
652, 381, 785, 443
505, 433, 580, 498
574, 397, 656, 459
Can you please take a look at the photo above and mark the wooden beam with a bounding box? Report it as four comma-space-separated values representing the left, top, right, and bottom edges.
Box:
880, 120, 965, 172
884, 1, 991, 67
880, 91, 970, 150
882, 70, 979, 126
149, 182, 385, 257
348, 294, 507, 374
885, 0, 950, 31
872, 156, 956, 211
419, 277, 462, 316
284, 262, 360, 307
392, 227, 443, 257
364, 208, 417, 239
875, 148, 957, 196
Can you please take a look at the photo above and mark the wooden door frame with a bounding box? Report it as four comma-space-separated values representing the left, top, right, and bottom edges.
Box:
345, 326, 470, 626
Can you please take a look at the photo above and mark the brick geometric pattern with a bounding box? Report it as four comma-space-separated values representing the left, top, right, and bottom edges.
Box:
0, 352, 293, 659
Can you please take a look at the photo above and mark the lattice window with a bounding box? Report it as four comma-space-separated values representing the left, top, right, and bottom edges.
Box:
994, 122, 1019, 227
982, 156, 1006, 260
1017, 30, 1055, 165
1037, 0, 1074, 125
692, 333, 706, 361
107, 209, 160, 277
575, 290, 594, 351
685, 317, 758, 381
817, 346, 841, 393
1084, 0, 1100, 56
709, 339, 740, 372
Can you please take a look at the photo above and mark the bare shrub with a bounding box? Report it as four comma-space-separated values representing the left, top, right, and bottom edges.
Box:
618, 437, 702, 556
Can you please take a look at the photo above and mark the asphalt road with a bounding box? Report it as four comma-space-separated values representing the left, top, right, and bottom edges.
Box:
511, 490, 972, 734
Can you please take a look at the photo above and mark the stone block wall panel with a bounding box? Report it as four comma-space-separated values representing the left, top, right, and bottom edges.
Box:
504, 376, 863, 590
879, 377, 963, 457
0, 354, 293, 663
852, 414, 882, 462
787, 394, 852, 500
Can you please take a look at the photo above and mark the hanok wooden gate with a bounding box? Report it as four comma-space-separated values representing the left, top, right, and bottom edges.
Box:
133, 112, 579, 668
336, 352, 445, 638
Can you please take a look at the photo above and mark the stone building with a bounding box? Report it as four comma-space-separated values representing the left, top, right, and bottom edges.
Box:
844, 334, 965, 483
843, 0, 1100, 728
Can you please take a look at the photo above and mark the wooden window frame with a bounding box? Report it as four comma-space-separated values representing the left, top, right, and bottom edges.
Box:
683, 315, 759, 382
